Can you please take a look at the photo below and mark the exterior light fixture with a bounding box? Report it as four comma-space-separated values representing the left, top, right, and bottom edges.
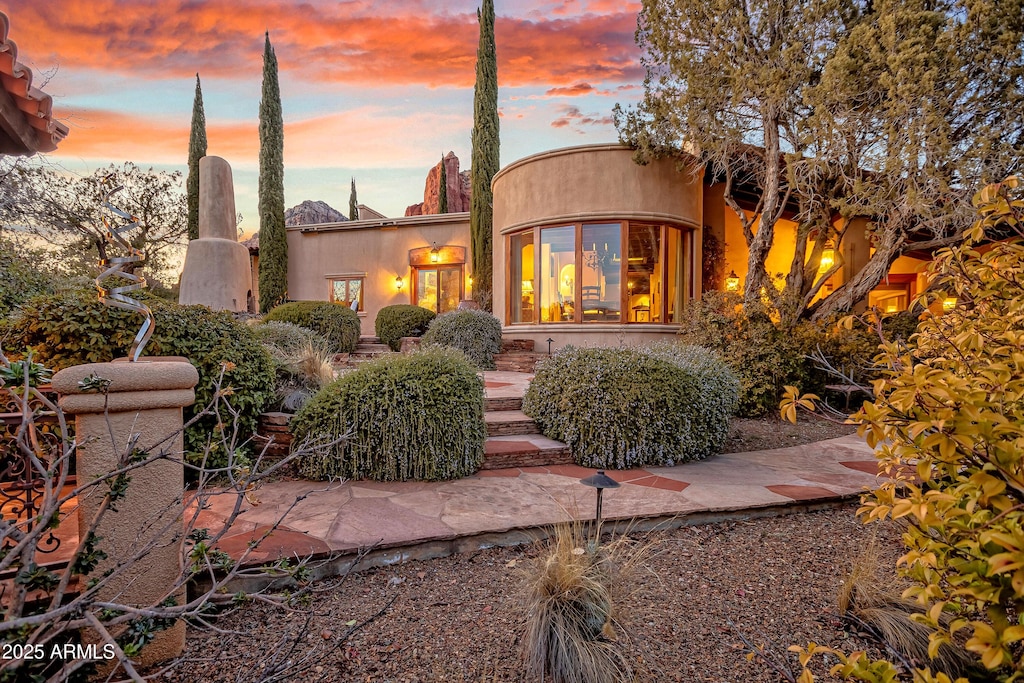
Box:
546, 337, 554, 355
429, 242, 440, 263
942, 297, 957, 312
725, 270, 740, 292
395, 276, 404, 291
579, 470, 621, 532
819, 248, 835, 272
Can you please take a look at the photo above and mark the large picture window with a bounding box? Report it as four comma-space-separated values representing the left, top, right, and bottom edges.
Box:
507, 221, 692, 324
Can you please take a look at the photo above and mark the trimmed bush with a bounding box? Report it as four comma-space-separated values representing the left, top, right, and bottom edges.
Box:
375, 304, 436, 351
252, 321, 320, 359
421, 309, 502, 369
522, 345, 737, 469
292, 347, 484, 481
264, 301, 360, 353
0, 244, 56, 318
7, 290, 274, 468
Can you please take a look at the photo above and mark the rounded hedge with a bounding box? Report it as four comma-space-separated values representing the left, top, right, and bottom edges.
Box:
264, 301, 360, 353
421, 309, 503, 370
292, 346, 485, 481
375, 304, 436, 351
522, 344, 739, 469
7, 291, 275, 468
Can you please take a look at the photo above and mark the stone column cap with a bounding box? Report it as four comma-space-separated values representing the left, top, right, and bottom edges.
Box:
52, 360, 200, 395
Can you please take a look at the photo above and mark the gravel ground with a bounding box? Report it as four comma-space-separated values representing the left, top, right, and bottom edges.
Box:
165, 503, 903, 682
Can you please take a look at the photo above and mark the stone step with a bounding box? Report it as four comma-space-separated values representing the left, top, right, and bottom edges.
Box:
484, 410, 540, 437
353, 343, 391, 354
359, 336, 383, 344
493, 352, 546, 373
482, 435, 572, 470
484, 396, 523, 412
500, 338, 535, 353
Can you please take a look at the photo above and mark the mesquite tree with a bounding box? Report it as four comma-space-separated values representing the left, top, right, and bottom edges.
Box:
258, 32, 287, 313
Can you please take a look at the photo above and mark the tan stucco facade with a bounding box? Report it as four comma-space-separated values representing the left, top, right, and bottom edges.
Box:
286, 213, 471, 336
492, 144, 703, 351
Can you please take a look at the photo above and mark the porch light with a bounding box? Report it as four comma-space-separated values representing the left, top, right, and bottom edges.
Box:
579, 470, 621, 532
395, 276, 404, 291
430, 242, 440, 263
942, 297, 957, 311
725, 270, 740, 292
819, 248, 835, 272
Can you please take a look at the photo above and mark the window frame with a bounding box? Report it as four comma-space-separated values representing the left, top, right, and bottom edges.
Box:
328, 276, 365, 311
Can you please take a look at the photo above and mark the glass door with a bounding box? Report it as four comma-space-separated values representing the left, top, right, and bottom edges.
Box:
414, 266, 463, 314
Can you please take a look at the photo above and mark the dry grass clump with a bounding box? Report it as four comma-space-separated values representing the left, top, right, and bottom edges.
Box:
839, 541, 979, 680
521, 522, 658, 683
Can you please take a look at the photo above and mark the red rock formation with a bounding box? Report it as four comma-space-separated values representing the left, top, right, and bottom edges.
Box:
404, 151, 471, 216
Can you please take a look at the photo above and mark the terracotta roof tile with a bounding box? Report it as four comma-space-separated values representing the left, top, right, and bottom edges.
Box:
0, 11, 69, 155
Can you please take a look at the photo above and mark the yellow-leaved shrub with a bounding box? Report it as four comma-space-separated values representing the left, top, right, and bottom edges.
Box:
782, 177, 1024, 682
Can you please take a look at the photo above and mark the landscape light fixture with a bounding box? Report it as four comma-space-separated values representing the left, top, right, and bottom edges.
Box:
546, 337, 554, 355
429, 242, 440, 263
395, 276, 404, 291
725, 270, 740, 292
579, 470, 620, 531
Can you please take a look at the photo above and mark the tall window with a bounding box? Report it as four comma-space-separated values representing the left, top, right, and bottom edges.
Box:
507, 221, 692, 324
330, 277, 363, 311
414, 266, 462, 314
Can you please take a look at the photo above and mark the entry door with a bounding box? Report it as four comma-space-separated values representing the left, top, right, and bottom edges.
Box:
415, 266, 463, 314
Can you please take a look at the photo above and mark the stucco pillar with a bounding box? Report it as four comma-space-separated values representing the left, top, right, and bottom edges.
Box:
51, 359, 199, 670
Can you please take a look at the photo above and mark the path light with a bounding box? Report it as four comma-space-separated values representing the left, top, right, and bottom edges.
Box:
546, 338, 554, 356
579, 470, 620, 531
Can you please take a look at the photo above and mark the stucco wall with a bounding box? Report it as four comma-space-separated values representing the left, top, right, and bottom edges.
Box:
286, 214, 471, 335
492, 144, 703, 339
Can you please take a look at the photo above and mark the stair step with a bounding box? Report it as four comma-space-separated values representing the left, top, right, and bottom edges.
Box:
484, 410, 539, 436
493, 352, 546, 373
500, 338, 535, 353
484, 396, 523, 412
354, 343, 390, 353
482, 436, 572, 470
359, 336, 382, 344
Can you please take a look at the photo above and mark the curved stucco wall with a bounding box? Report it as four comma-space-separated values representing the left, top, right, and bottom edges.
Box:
492, 144, 703, 350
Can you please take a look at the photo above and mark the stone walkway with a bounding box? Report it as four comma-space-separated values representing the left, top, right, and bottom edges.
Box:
194, 372, 883, 584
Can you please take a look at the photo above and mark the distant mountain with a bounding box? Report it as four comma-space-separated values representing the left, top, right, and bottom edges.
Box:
284, 200, 347, 226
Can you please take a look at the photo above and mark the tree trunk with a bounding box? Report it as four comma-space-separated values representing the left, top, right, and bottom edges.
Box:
743, 117, 783, 307
808, 228, 904, 321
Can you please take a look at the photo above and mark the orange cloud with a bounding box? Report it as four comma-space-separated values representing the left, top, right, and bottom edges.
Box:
14, 1, 641, 88
545, 83, 595, 96
550, 104, 613, 131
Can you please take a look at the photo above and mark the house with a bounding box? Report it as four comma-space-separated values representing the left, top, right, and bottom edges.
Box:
274, 143, 933, 348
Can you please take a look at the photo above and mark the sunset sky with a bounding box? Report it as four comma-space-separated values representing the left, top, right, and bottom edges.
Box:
9, 0, 644, 232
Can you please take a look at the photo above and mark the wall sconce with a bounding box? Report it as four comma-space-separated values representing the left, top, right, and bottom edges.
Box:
429, 242, 440, 263
395, 276, 405, 291
468, 276, 473, 286
819, 248, 835, 273
725, 270, 740, 292
942, 297, 957, 312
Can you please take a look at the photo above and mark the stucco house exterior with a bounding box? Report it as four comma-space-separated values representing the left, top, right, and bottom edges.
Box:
277, 143, 933, 348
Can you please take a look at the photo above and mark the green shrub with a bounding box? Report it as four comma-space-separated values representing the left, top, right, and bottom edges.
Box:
264, 301, 360, 353
522, 345, 737, 469
421, 309, 502, 369
292, 347, 484, 481
7, 291, 274, 468
251, 321, 320, 359
252, 321, 335, 412
375, 304, 436, 351
0, 243, 56, 318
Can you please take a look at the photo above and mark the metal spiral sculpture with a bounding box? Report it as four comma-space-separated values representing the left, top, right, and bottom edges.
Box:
94, 182, 153, 362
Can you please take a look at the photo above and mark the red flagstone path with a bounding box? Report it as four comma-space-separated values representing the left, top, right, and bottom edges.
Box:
190, 372, 886, 584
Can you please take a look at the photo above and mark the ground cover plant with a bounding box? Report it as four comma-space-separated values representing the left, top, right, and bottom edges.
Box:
263, 300, 360, 354
292, 346, 485, 481
784, 178, 1024, 682
523, 344, 738, 469
421, 308, 502, 369
374, 304, 436, 351
5, 290, 274, 467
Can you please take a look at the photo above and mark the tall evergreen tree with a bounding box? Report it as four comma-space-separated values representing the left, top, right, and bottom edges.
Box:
349, 177, 358, 220
186, 73, 207, 241
438, 154, 448, 214
470, 0, 498, 306
258, 32, 287, 313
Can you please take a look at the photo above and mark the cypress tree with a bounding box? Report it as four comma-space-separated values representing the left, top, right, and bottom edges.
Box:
438, 154, 448, 214
186, 73, 207, 241
349, 177, 358, 220
258, 32, 287, 313
470, 0, 498, 305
